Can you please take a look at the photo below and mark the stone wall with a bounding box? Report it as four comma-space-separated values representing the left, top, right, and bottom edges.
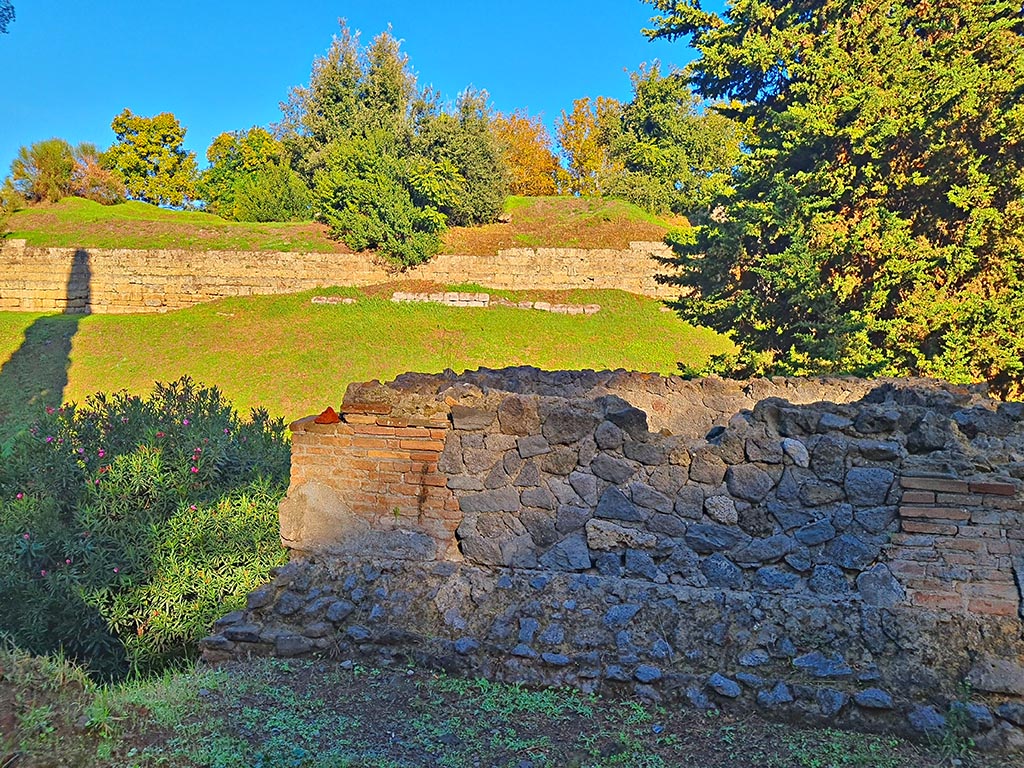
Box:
0, 240, 675, 314
203, 368, 1024, 751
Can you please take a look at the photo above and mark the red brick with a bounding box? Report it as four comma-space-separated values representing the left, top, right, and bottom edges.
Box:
887, 561, 928, 578
356, 425, 397, 437
429, 428, 449, 439
375, 416, 413, 427
942, 551, 985, 565
416, 473, 449, 487
968, 598, 1019, 617
394, 427, 431, 439
936, 493, 983, 506
902, 520, 958, 536
970, 510, 1003, 525
988, 496, 1024, 510
399, 439, 445, 452
986, 540, 1011, 555
956, 524, 1003, 539
408, 452, 441, 463
911, 591, 963, 610
367, 449, 410, 460
289, 415, 318, 433
941, 537, 987, 553
901, 477, 971, 493
901, 490, 936, 504
899, 506, 971, 521
342, 402, 393, 415
350, 437, 390, 450
388, 484, 422, 497
342, 413, 378, 425
970, 481, 1017, 496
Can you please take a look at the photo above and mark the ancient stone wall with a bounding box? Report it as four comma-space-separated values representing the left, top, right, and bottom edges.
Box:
0, 240, 675, 314
203, 368, 1024, 751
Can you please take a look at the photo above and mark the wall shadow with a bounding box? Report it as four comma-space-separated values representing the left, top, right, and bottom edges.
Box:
0, 249, 91, 439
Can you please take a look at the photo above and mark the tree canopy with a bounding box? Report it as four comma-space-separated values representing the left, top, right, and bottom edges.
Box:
199, 127, 309, 222
644, 0, 1024, 395
102, 109, 198, 207
279, 22, 507, 264
0, 1, 13, 34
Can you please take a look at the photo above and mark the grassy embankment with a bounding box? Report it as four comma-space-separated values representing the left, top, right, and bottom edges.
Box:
4, 195, 680, 253
0, 286, 730, 437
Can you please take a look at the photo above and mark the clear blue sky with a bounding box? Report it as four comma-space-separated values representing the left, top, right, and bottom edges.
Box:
0, 1, 715, 175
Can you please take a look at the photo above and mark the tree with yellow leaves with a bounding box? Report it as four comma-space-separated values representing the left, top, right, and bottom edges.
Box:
555, 97, 621, 196
490, 111, 559, 196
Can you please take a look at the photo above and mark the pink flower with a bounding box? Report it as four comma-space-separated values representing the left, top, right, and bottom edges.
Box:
98, 449, 106, 458
182, 418, 190, 426
22, 533, 29, 540
189, 504, 197, 511
65, 559, 71, 565
45, 406, 54, 414
223, 428, 230, 434
113, 567, 119, 573
40, 570, 47, 577
16, 492, 23, 500
45, 436, 53, 443
156, 432, 165, 438
191, 466, 199, 473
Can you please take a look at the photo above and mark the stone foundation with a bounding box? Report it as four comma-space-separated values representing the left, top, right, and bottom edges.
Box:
203, 368, 1024, 751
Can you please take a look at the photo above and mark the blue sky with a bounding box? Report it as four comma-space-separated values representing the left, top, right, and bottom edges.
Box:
0, 1, 715, 175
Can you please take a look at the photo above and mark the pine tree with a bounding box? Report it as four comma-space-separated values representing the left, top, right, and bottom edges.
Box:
644, 0, 1024, 395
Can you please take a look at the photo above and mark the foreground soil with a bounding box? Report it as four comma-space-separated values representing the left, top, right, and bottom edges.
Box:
2, 653, 1010, 768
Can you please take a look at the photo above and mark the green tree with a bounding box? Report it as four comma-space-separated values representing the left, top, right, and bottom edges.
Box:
0, 1, 13, 34
644, 0, 1024, 395
283, 22, 506, 262
414, 89, 508, 226
313, 130, 449, 266
605, 63, 742, 216
102, 109, 198, 207
9, 138, 75, 203
199, 127, 309, 221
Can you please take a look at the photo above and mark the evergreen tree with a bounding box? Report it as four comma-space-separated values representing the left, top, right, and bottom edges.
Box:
644, 0, 1024, 395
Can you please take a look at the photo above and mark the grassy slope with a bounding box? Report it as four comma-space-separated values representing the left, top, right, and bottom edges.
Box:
0, 286, 731, 429
5, 198, 348, 252
5, 196, 681, 255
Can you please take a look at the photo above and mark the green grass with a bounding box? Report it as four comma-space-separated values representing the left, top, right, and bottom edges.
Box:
0, 287, 732, 431
2, 652, 969, 768
502, 195, 679, 229
5, 197, 340, 252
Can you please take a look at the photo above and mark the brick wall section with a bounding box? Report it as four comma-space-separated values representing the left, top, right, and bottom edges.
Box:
0, 240, 677, 314
892, 476, 1024, 617
287, 405, 459, 555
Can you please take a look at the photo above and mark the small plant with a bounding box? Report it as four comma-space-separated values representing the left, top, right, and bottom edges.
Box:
0, 377, 290, 678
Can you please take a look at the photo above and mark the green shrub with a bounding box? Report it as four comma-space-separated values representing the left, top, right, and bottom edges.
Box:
0, 377, 290, 678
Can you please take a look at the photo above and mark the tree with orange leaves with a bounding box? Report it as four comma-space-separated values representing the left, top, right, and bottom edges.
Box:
490, 111, 559, 196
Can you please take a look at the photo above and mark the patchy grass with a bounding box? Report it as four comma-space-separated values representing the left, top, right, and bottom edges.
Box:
4, 196, 681, 256
2, 652, 994, 768
441, 196, 686, 255
5, 198, 348, 253
0, 286, 731, 433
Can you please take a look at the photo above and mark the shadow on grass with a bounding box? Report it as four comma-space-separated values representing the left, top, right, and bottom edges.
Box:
0, 249, 90, 440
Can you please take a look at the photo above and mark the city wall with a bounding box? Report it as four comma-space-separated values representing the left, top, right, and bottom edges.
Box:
0, 240, 676, 313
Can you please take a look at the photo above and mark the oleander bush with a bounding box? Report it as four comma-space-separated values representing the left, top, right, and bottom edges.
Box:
0, 377, 289, 678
